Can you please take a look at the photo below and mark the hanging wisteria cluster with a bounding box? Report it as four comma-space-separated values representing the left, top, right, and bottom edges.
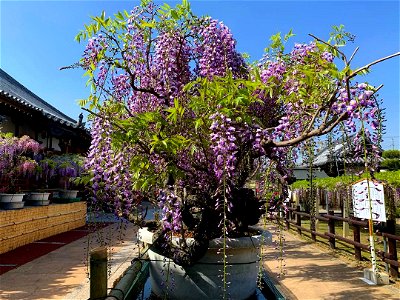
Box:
210, 113, 238, 183
158, 189, 182, 232
193, 17, 246, 79
76, 0, 398, 265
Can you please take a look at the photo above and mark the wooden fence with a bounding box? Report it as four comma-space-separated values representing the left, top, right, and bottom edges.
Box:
277, 205, 399, 280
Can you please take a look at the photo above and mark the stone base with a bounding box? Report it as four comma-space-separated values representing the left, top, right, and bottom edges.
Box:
363, 268, 390, 285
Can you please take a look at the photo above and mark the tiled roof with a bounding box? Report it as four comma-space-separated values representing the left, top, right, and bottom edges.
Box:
298, 136, 382, 168
0, 68, 80, 128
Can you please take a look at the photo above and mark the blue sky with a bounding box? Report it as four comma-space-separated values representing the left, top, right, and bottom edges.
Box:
1, 0, 399, 149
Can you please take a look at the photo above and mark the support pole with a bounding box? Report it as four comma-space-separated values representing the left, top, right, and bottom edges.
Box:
90, 247, 108, 299
343, 189, 350, 237
366, 181, 378, 276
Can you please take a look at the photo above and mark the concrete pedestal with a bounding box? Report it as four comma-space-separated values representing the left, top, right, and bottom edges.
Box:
363, 268, 389, 285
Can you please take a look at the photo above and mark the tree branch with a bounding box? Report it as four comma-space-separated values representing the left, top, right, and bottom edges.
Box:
308, 33, 347, 63
348, 46, 359, 64
349, 52, 400, 79
305, 106, 323, 133
123, 66, 164, 100
266, 110, 348, 148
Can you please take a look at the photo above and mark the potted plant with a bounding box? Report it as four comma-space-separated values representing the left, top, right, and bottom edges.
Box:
32, 154, 85, 202
27, 156, 57, 205
74, 1, 398, 298
0, 133, 39, 209
52, 154, 84, 200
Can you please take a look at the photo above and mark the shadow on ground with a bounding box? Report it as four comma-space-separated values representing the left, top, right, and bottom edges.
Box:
0, 223, 139, 300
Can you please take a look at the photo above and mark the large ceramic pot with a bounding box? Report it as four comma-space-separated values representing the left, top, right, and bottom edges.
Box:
139, 227, 263, 300
0, 193, 25, 209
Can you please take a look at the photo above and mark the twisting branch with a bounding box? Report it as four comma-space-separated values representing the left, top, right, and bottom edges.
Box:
123, 66, 165, 100
321, 89, 339, 126
267, 109, 349, 148
349, 52, 400, 79
320, 111, 348, 135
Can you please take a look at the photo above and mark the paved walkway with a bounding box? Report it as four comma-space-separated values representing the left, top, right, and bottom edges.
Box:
0, 221, 399, 299
262, 224, 400, 300
0, 222, 140, 300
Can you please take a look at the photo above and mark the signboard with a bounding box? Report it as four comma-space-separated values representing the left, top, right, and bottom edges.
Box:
352, 179, 386, 222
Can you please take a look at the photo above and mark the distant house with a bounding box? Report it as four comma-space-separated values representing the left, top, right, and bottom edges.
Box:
294, 135, 381, 179
0, 68, 90, 154
293, 166, 329, 180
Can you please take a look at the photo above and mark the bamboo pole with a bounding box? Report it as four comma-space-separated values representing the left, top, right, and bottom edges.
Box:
365, 180, 378, 276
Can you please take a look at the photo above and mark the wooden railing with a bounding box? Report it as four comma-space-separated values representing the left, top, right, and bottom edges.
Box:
277, 206, 399, 280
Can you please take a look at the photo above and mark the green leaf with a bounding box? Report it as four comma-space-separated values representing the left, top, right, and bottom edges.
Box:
194, 118, 203, 132
115, 11, 124, 20
170, 9, 179, 20
141, 21, 156, 28
161, 3, 171, 10
77, 98, 88, 107
284, 29, 295, 41
182, 0, 190, 9
358, 68, 370, 75
75, 32, 82, 43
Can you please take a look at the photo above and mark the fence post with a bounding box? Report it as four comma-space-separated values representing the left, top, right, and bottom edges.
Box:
288, 200, 293, 221
90, 247, 108, 299
353, 222, 362, 261
296, 205, 302, 235
328, 210, 335, 249
386, 219, 399, 279
285, 209, 290, 230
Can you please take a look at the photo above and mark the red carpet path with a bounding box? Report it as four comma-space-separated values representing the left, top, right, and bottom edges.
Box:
0, 223, 110, 275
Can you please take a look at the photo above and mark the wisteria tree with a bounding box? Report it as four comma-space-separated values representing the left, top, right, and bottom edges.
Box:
75, 0, 399, 265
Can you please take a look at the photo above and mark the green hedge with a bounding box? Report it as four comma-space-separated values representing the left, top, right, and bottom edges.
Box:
290, 170, 400, 190
381, 159, 400, 171
382, 150, 400, 159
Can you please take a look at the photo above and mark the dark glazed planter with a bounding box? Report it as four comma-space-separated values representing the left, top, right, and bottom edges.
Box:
139, 227, 265, 300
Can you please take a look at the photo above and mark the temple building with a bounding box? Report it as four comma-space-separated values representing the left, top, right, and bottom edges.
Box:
0, 68, 90, 154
